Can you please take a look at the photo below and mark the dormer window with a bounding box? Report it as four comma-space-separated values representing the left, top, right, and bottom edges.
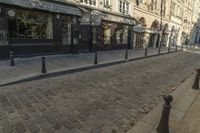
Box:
80, 0, 96, 6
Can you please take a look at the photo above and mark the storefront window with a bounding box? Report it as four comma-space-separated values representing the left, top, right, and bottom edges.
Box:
62, 16, 72, 45
102, 22, 128, 45
8, 9, 53, 39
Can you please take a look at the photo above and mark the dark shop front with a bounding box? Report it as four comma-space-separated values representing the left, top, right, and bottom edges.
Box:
0, 0, 81, 59
79, 9, 136, 52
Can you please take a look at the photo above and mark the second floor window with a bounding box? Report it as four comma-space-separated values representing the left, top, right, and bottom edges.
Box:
119, 0, 129, 15
104, 0, 111, 9
80, 0, 96, 6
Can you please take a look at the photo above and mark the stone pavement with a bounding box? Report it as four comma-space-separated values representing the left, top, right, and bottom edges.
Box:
0, 47, 177, 85
0, 50, 200, 133
172, 92, 200, 133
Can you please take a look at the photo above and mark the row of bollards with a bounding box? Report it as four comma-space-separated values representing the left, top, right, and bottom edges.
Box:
7, 45, 186, 75
9, 51, 47, 74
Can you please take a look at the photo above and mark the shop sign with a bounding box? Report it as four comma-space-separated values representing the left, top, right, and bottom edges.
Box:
103, 14, 135, 25
0, 0, 81, 16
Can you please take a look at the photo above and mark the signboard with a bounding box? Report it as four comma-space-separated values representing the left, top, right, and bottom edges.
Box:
103, 14, 135, 25
0, 0, 81, 16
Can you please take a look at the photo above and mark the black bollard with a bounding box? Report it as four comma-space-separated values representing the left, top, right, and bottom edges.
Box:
181, 45, 183, 50
125, 49, 128, 59
41, 57, 47, 73
9, 51, 15, 66
94, 52, 98, 64
192, 69, 200, 90
175, 45, 178, 51
158, 45, 161, 54
157, 95, 173, 133
144, 48, 148, 56
168, 45, 171, 53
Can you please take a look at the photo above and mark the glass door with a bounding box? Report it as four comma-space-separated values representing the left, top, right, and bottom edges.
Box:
0, 7, 8, 46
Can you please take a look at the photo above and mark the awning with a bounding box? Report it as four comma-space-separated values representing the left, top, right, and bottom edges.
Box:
0, 0, 81, 16
79, 7, 136, 26
102, 13, 136, 25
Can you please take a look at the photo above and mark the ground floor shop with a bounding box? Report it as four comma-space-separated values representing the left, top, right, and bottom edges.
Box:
0, 0, 81, 58
78, 9, 136, 52
0, 1, 137, 59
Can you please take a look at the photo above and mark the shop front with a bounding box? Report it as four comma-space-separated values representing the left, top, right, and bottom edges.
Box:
0, 0, 81, 58
94, 12, 136, 51
79, 9, 136, 52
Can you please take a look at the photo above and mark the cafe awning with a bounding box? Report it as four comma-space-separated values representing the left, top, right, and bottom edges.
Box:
79, 7, 136, 26
0, 0, 81, 16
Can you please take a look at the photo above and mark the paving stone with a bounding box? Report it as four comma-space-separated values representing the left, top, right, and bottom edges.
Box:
15, 123, 26, 133
28, 125, 40, 133
42, 111, 57, 125
2, 124, 14, 133
40, 123, 56, 133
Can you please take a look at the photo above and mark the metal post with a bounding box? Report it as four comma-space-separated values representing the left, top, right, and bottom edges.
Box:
192, 68, 200, 90
144, 48, 148, 56
9, 51, 15, 66
41, 57, 47, 73
168, 45, 170, 53
181, 45, 183, 50
157, 95, 173, 133
158, 45, 161, 54
125, 49, 128, 59
175, 45, 178, 51
94, 52, 98, 64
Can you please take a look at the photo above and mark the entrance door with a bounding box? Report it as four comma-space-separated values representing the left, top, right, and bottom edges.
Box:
0, 17, 8, 46
79, 25, 91, 52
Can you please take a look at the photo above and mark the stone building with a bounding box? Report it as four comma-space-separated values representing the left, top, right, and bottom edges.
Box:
132, 0, 172, 48
0, 0, 137, 58
0, 0, 200, 59
133, 0, 200, 47
75, 0, 137, 51
190, 0, 200, 44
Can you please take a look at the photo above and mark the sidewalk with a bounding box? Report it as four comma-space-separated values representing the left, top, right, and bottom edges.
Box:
0, 47, 178, 86
127, 72, 199, 133
172, 92, 200, 133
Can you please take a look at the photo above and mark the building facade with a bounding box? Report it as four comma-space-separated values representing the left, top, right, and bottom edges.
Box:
0, 0, 137, 59
0, 0, 200, 59
133, 0, 200, 47
76, 0, 136, 51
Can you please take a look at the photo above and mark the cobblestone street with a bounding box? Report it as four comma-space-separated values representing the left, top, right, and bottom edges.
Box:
0, 50, 200, 133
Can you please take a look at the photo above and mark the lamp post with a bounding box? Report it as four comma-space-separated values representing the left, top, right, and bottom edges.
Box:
158, 0, 164, 52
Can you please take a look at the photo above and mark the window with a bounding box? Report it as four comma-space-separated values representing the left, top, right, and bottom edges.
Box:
119, 0, 130, 15
80, 0, 96, 6
8, 9, 53, 39
104, 0, 111, 9
62, 16, 73, 45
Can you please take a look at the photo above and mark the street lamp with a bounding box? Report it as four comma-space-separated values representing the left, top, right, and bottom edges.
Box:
158, 0, 163, 54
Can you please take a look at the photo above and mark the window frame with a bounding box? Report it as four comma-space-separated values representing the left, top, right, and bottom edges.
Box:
80, 0, 97, 7
118, 0, 130, 15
